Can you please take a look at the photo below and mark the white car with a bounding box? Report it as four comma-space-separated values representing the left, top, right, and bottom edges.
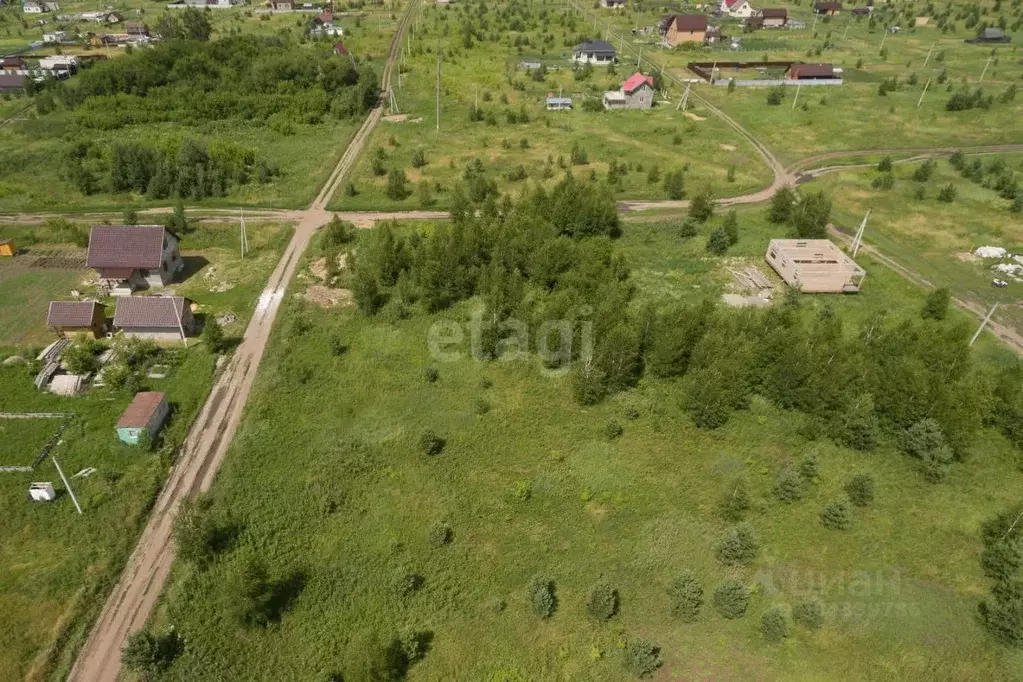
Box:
992, 279, 1009, 288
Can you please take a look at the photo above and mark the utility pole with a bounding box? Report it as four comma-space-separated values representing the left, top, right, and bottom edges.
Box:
811, 11, 818, 31
435, 51, 441, 133
923, 41, 935, 66
52, 455, 82, 515
851, 208, 870, 257
842, 23, 849, 40
970, 302, 999, 346
979, 55, 992, 83
676, 82, 690, 111
965, 304, 998, 347
239, 208, 247, 259
879, 27, 888, 51
791, 82, 801, 110
916, 78, 930, 107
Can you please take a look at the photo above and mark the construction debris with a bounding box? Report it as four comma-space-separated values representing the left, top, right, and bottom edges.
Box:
729, 266, 773, 290
975, 246, 1007, 259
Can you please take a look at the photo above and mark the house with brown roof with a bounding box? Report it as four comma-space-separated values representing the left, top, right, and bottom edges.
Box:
0, 74, 26, 93
664, 15, 708, 46
766, 239, 865, 293
787, 63, 836, 80
113, 296, 195, 342
814, 1, 842, 15
1, 56, 26, 73
116, 392, 169, 445
124, 21, 149, 36
759, 8, 787, 27
87, 225, 183, 295
47, 301, 107, 339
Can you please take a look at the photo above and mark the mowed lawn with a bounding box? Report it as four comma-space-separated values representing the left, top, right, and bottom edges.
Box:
0, 259, 85, 349
148, 217, 1023, 681
0, 349, 216, 682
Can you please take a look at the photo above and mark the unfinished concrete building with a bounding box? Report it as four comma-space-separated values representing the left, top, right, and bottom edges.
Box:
765, 239, 865, 293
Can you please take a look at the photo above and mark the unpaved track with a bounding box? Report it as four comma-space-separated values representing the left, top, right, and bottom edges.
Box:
66, 3, 418, 680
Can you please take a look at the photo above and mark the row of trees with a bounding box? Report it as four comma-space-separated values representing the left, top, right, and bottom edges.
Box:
61, 137, 278, 198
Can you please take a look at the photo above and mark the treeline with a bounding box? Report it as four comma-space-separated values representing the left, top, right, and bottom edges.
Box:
61, 137, 278, 198
40, 35, 378, 130
347, 177, 1023, 483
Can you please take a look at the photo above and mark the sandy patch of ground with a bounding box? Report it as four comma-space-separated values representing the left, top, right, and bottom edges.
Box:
308, 253, 349, 282
303, 285, 354, 307
720, 143, 737, 151
382, 114, 423, 123
955, 252, 981, 262
684, 112, 706, 121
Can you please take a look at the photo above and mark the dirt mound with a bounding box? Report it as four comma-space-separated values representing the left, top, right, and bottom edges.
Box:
303, 285, 354, 307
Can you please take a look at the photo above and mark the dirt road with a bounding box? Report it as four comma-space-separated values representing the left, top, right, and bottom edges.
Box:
66, 3, 418, 681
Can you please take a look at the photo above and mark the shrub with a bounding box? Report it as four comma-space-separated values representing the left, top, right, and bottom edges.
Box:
410, 148, 427, 168
689, 186, 715, 223
793, 599, 823, 630
668, 571, 703, 621
877, 156, 893, 172
713, 580, 749, 619
980, 540, 1023, 582
912, 159, 936, 182
62, 338, 99, 375
774, 467, 806, 502
820, 500, 852, 530
395, 572, 424, 597
586, 581, 619, 621
623, 639, 662, 678
722, 209, 739, 245
173, 492, 217, 566
678, 218, 698, 238
122, 629, 183, 679
716, 523, 759, 566
766, 86, 785, 105
423, 367, 439, 383
529, 575, 556, 618
979, 580, 1023, 646
604, 419, 623, 440
386, 168, 410, 200
428, 521, 452, 547
646, 164, 661, 184
871, 172, 894, 190
761, 607, 790, 641
718, 482, 750, 522
937, 183, 957, 203
473, 398, 490, 415
570, 143, 588, 165
798, 453, 820, 481
921, 287, 951, 320
202, 317, 225, 353
845, 474, 875, 507
418, 429, 445, 456
705, 227, 730, 255
663, 169, 684, 200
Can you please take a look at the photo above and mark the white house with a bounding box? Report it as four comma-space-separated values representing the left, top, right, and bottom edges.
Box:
600, 0, 626, 8
23, 1, 44, 13
571, 39, 617, 65
42, 30, 65, 43
720, 0, 755, 18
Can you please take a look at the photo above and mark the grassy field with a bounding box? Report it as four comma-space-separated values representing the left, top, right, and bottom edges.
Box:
811, 153, 1023, 337
0, 219, 293, 351
144, 207, 1022, 681
0, 347, 217, 682
585, 0, 1022, 164
328, 0, 772, 211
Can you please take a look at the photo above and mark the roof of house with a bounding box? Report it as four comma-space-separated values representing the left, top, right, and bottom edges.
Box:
0, 74, 26, 88
333, 41, 348, 55
573, 39, 616, 54
761, 8, 787, 17
622, 72, 654, 94
47, 300, 104, 328
87, 225, 168, 270
316, 9, 332, 22
546, 96, 572, 104
815, 1, 842, 9
117, 391, 166, 428
722, 0, 746, 7
604, 90, 627, 101
980, 27, 1006, 38
670, 14, 709, 31
788, 62, 835, 78
851, 6, 870, 14
114, 296, 188, 329
2, 56, 25, 66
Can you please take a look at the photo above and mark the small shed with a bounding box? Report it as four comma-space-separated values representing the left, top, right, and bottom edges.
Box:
47, 301, 107, 338
814, 2, 842, 15
546, 96, 573, 110
116, 392, 169, 445
29, 482, 56, 502
788, 63, 835, 80
0, 239, 14, 256
765, 239, 866, 293
966, 27, 1011, 44
759, 8, 788, 27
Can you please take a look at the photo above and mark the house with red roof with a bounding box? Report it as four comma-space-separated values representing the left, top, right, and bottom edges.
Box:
720, 0, 755, 18
603, 72, 656, 110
